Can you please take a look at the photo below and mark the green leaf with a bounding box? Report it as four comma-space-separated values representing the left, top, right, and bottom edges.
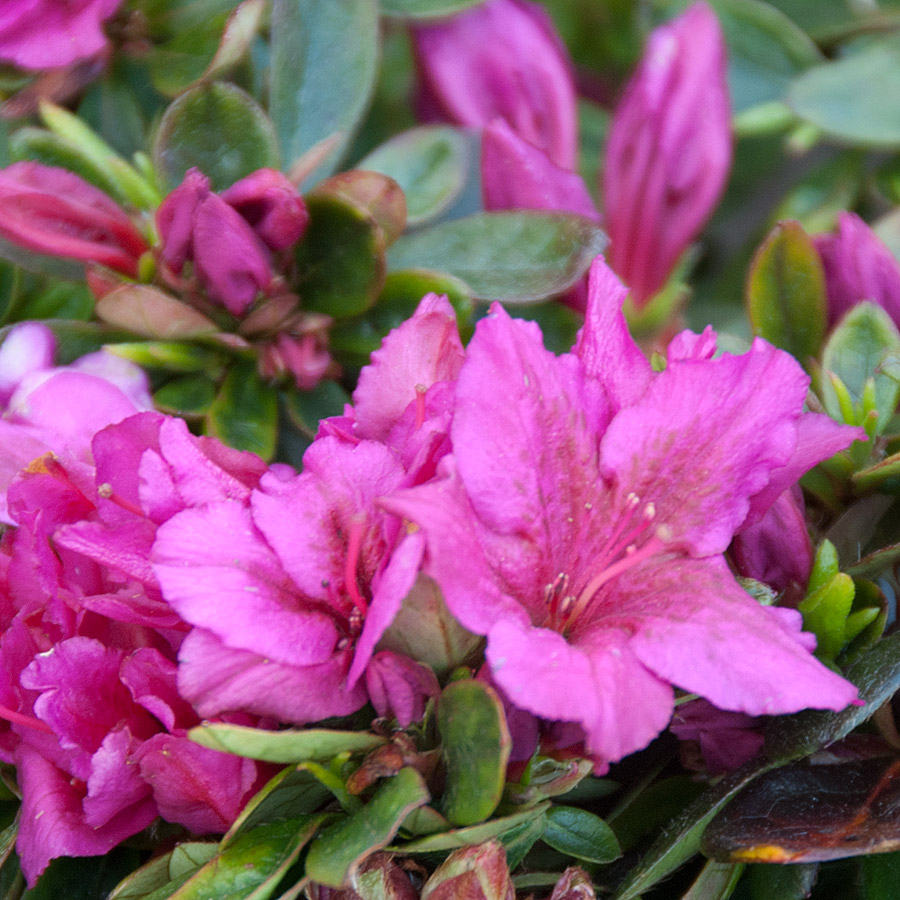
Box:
788, 45, 900, 148
797, 572, 855, 661
109, 844, 218, 900
94, 286, 219, 339
27, 849, 143, 900
163, 818, 321, 900
679, 860, 744, 900
859, 850, 900, 900
293, 195, 386, 317
18, 282, 93, 321
283, 380, 352, 439
105, 340, 228, 374
820, 302, 900, 433
358, 127, 470, 225
379, 0, 485, 18
387, 212, 607, 303
189, 723, 386, 763
305, 768, 430, 887
746, 220, 826, 364
314, 171, 407, 246
270, 0, 379, 185
852, 450, 900, 492
224, 766, 332, 846
764, 631, 900, 762
744, 862, 819, 900
154, 82, 280, 190
399, 804, 550, 853
0, 233, 85, 281
205, 359, 278, 460
194, 0, 266, 85
541, 805, 621, 864
437, 679, 511, 826
154, 375, 218, 416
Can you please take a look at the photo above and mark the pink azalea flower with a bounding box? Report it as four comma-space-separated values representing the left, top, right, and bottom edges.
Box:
814, 211, 900, 328
0, 0, 121, 70
411, 0, 578, 170
384, 258, 861, 771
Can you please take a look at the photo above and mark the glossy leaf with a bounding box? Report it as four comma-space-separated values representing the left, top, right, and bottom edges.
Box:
386, 212, 606, 303
797, 572, 854, 662
270, 0, 379, 184
154, 375, 217, 417
205, 359, 278, 460
189, 723, 386, 764
294, 195, 386, 317
379, 0, 486, 18
154, 82, 280, 191
746, 220, 826, 364
788, 46, 900, 148
437, 679, 511, 826
702, 756, 900, 863
108, 844, 218, 900
95, 286, 219, 339
399, 804, 550, 853
541, 806, 621, 864
162, 817, 321, 900
305, 767, 430, 887
358, 127, 470, 225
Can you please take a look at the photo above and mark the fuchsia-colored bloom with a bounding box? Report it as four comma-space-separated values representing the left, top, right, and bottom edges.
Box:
670, 698, 764, 774
385, 258, 860, 771
0, 0, 121, 70
412, 0, 578, 170
814, 211, 900, 328
0, 162, 149, 277
156, 169, 276, 316
603, 3, 731, 306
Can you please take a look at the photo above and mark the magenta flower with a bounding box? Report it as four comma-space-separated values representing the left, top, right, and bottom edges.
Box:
603, 3, 732, 307
385, 258, 860, 770
412, 0, 578, 170
0, 163, 149, 277
0, 0, 121, 70
670, 698, 764, 775
814, 211, 900, 328
156, 168, 274, 316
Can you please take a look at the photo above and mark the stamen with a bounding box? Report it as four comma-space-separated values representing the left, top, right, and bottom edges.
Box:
96, 483, 144, 518
344, 514, 368, 615
0, 704, 54, 735
414, 384, 427, 431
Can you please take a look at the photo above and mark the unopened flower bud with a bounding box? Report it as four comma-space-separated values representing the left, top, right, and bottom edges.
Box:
412, 0, 578, 170
261, 333, 332, 391
603, 2, 732, 307
353, 853, 420, 900
814, 211, 900, 328
0, 162, 148, 276
366, 652, 439, 728
221, 168, 309, 252
421, 841, 513, 900
549, 868, 596, 900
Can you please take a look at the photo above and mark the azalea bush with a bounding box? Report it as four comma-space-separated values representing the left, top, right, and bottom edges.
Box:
0, 1, 899, 899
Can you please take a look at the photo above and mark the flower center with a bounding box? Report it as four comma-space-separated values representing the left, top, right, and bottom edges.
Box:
344, 514, 369, 615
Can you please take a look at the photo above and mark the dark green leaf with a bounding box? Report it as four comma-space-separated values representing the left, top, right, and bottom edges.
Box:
379, 0, 485, 18
702, 756, 900, 863
108, 844, 218, 900
26, 849, 143, 900
314, 171, 407, 245
147, 15, 228, 97
746, 220, 826, 364
744, 862, 819, 900
358, 127, 470, 225
205, 359, 278, 459
154, 82, 279, 190
764, 631, 900, 761
305, 768, 430, 887
189, 723, 386, 763
294, 195, 386, 317
194, 0, 266, 85
399, 804, 550, 853
270, 0, 379, 184
680, 860, 744, 900
541, 805, 620, 864
94, 286, 219, 339
438, 680, 511, 826
858, 850, 900, 900
154, 375, 217, 416
788, 45, 900, 148
18, 282, 93, 321
283, 380, 351, 439
386, 212, 606, 303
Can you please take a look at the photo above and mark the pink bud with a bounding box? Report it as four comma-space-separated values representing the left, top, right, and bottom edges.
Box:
422, 841, 513, 900
0, 162, 148, 276
412, 0, 578, 170
549, 868, 596, 900
670, 698, 764, 774
603, 2, 732, 307
731, 487, 812, 607
261, 333, 332, 391
0, 0, 121, 70
365, 651, 439, 728
156, 168, 274, 316
814, 211, 900, 328
220, 168, 309, 252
